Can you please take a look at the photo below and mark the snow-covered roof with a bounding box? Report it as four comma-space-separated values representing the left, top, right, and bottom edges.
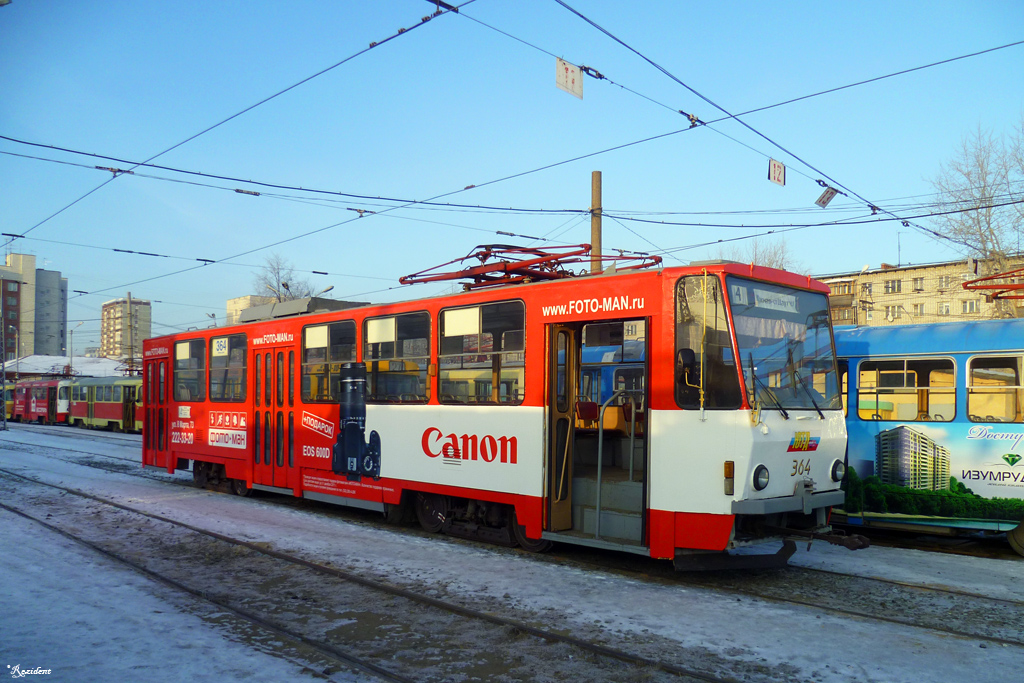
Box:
0, 355, 132, 378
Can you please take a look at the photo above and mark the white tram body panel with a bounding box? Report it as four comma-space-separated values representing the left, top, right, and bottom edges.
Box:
648, 409, 846, 515
368, 405, 545, 497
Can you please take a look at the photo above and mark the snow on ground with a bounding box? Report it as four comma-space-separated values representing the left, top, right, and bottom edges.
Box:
0, 508, 368, 683
2, 426, 1022, 682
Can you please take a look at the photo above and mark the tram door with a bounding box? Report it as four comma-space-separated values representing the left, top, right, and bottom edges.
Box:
123, 385, 136, 430
547, 325, 578, 531
143, 357, 170, 469
252, 347, 296, 490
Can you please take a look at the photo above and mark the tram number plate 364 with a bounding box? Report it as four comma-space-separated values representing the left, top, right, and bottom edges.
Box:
791, 458, 812, 476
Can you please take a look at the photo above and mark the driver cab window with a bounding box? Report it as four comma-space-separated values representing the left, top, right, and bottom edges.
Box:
675, 275, 741, 409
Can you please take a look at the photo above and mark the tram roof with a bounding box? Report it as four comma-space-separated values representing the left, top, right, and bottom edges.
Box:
834, 318, 1024, 358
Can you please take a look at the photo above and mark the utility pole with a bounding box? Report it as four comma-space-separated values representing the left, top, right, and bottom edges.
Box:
590, 170, 602, 274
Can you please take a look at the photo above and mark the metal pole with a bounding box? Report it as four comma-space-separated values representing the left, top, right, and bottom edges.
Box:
127, 291, 134, 374
590, 170, 602, 274
1, 291, 6, 431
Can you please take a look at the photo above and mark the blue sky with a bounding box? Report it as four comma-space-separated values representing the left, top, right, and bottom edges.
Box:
1, 0, 1022, 349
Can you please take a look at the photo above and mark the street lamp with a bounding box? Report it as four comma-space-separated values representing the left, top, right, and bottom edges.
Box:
69, 322, 84, 376
9, 326, 19, 383
315, 285, 334, 297
265, 281, 294, 302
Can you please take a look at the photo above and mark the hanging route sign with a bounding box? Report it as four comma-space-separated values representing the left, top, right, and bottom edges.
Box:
556, 58, 583, 99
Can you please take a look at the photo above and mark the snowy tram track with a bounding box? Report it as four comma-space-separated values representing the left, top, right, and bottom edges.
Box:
5, 421, 141, 445
0, 437, 188, 487
0, 500, 412, 683
536, 542, 1024, 650
0, 467, 732, 683
680, 567, 1024, 647
5, 427, 1024, 681
5, 423, 1024, 653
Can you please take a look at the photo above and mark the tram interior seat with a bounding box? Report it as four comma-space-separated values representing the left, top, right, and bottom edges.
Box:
573, 399, 646, 475
576, 400, 599, 423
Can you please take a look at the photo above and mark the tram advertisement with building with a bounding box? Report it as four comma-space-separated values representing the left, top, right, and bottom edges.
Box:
836, 321, 1024, 535
846, 422, 1024, 525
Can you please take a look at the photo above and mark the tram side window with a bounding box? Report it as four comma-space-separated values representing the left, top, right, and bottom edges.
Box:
364, 312, 430, 403
838, 360, 849, 416
674, 276, 741, 409
209, 334, 247, 402
857, 358, 955, 422
580, 320, 645, 408
173, 339, 206, 402
968, 356, 1023, 423
302, 321, 356, 402
439, 301, 525, 405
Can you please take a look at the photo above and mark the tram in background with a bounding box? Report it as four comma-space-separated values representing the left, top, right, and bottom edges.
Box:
7, 376, 143, 433
68, 376, 144, 432
142, 247, 863, 569
11, 378, 71, 424
835, 320, 1024, 555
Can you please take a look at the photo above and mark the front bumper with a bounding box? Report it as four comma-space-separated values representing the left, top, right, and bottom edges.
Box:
731, 481, 844, 516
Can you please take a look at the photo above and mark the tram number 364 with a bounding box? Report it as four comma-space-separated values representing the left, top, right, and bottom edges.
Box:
791, 458, 812, 476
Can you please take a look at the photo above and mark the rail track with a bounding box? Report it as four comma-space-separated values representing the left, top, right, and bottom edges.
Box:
0, 465, 738, 683
4, 422, 1022, 677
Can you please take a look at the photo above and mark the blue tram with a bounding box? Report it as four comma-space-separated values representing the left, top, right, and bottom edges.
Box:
834, 320, 1024, 554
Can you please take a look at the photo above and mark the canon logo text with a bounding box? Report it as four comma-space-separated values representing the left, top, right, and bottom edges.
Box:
421, 427, 518, 464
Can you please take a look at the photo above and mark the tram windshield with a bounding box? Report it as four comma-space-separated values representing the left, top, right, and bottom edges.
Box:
726, 277, 842, 412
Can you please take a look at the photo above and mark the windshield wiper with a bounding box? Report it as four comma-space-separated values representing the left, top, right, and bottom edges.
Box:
787, 348, 824, 419
748, 353, 788, 420
793, 368, 825, 419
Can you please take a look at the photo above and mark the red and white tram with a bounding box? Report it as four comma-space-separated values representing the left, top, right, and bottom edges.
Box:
142, 249, 862, 568
11, 378, 71, 424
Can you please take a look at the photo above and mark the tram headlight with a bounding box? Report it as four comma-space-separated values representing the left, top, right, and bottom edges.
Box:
752, 464, 770, 491
831, 459, 847, 482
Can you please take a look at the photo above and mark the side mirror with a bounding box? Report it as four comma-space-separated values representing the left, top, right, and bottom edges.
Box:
676, 348, 696, 384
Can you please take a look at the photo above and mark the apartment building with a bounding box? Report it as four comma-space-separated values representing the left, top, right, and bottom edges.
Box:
817, 256, 1024, 326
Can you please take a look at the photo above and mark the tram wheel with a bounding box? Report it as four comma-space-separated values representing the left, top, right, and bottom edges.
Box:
415, 492, 449, 533
511, 508, 552, 553
192, 462, 209, 489
383, 499, 410, 525
1008, 519, 1024, 557
231, 479, 252, 497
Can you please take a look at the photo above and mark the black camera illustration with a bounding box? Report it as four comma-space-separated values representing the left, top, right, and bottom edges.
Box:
331, 363, 381, 481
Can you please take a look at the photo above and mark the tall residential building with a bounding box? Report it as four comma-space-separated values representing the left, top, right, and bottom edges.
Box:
0, 253, 69, 360
876, 426, 951, 491
100, 295, 152, 359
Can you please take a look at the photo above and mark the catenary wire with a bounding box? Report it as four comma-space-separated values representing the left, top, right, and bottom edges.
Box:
552, 0, 1024, 253
0, 1, 472, 251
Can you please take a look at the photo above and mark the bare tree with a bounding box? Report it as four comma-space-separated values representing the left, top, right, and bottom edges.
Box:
930, 124, 1024, 317
718, 236, 804, 273
252, 254, 315, 302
